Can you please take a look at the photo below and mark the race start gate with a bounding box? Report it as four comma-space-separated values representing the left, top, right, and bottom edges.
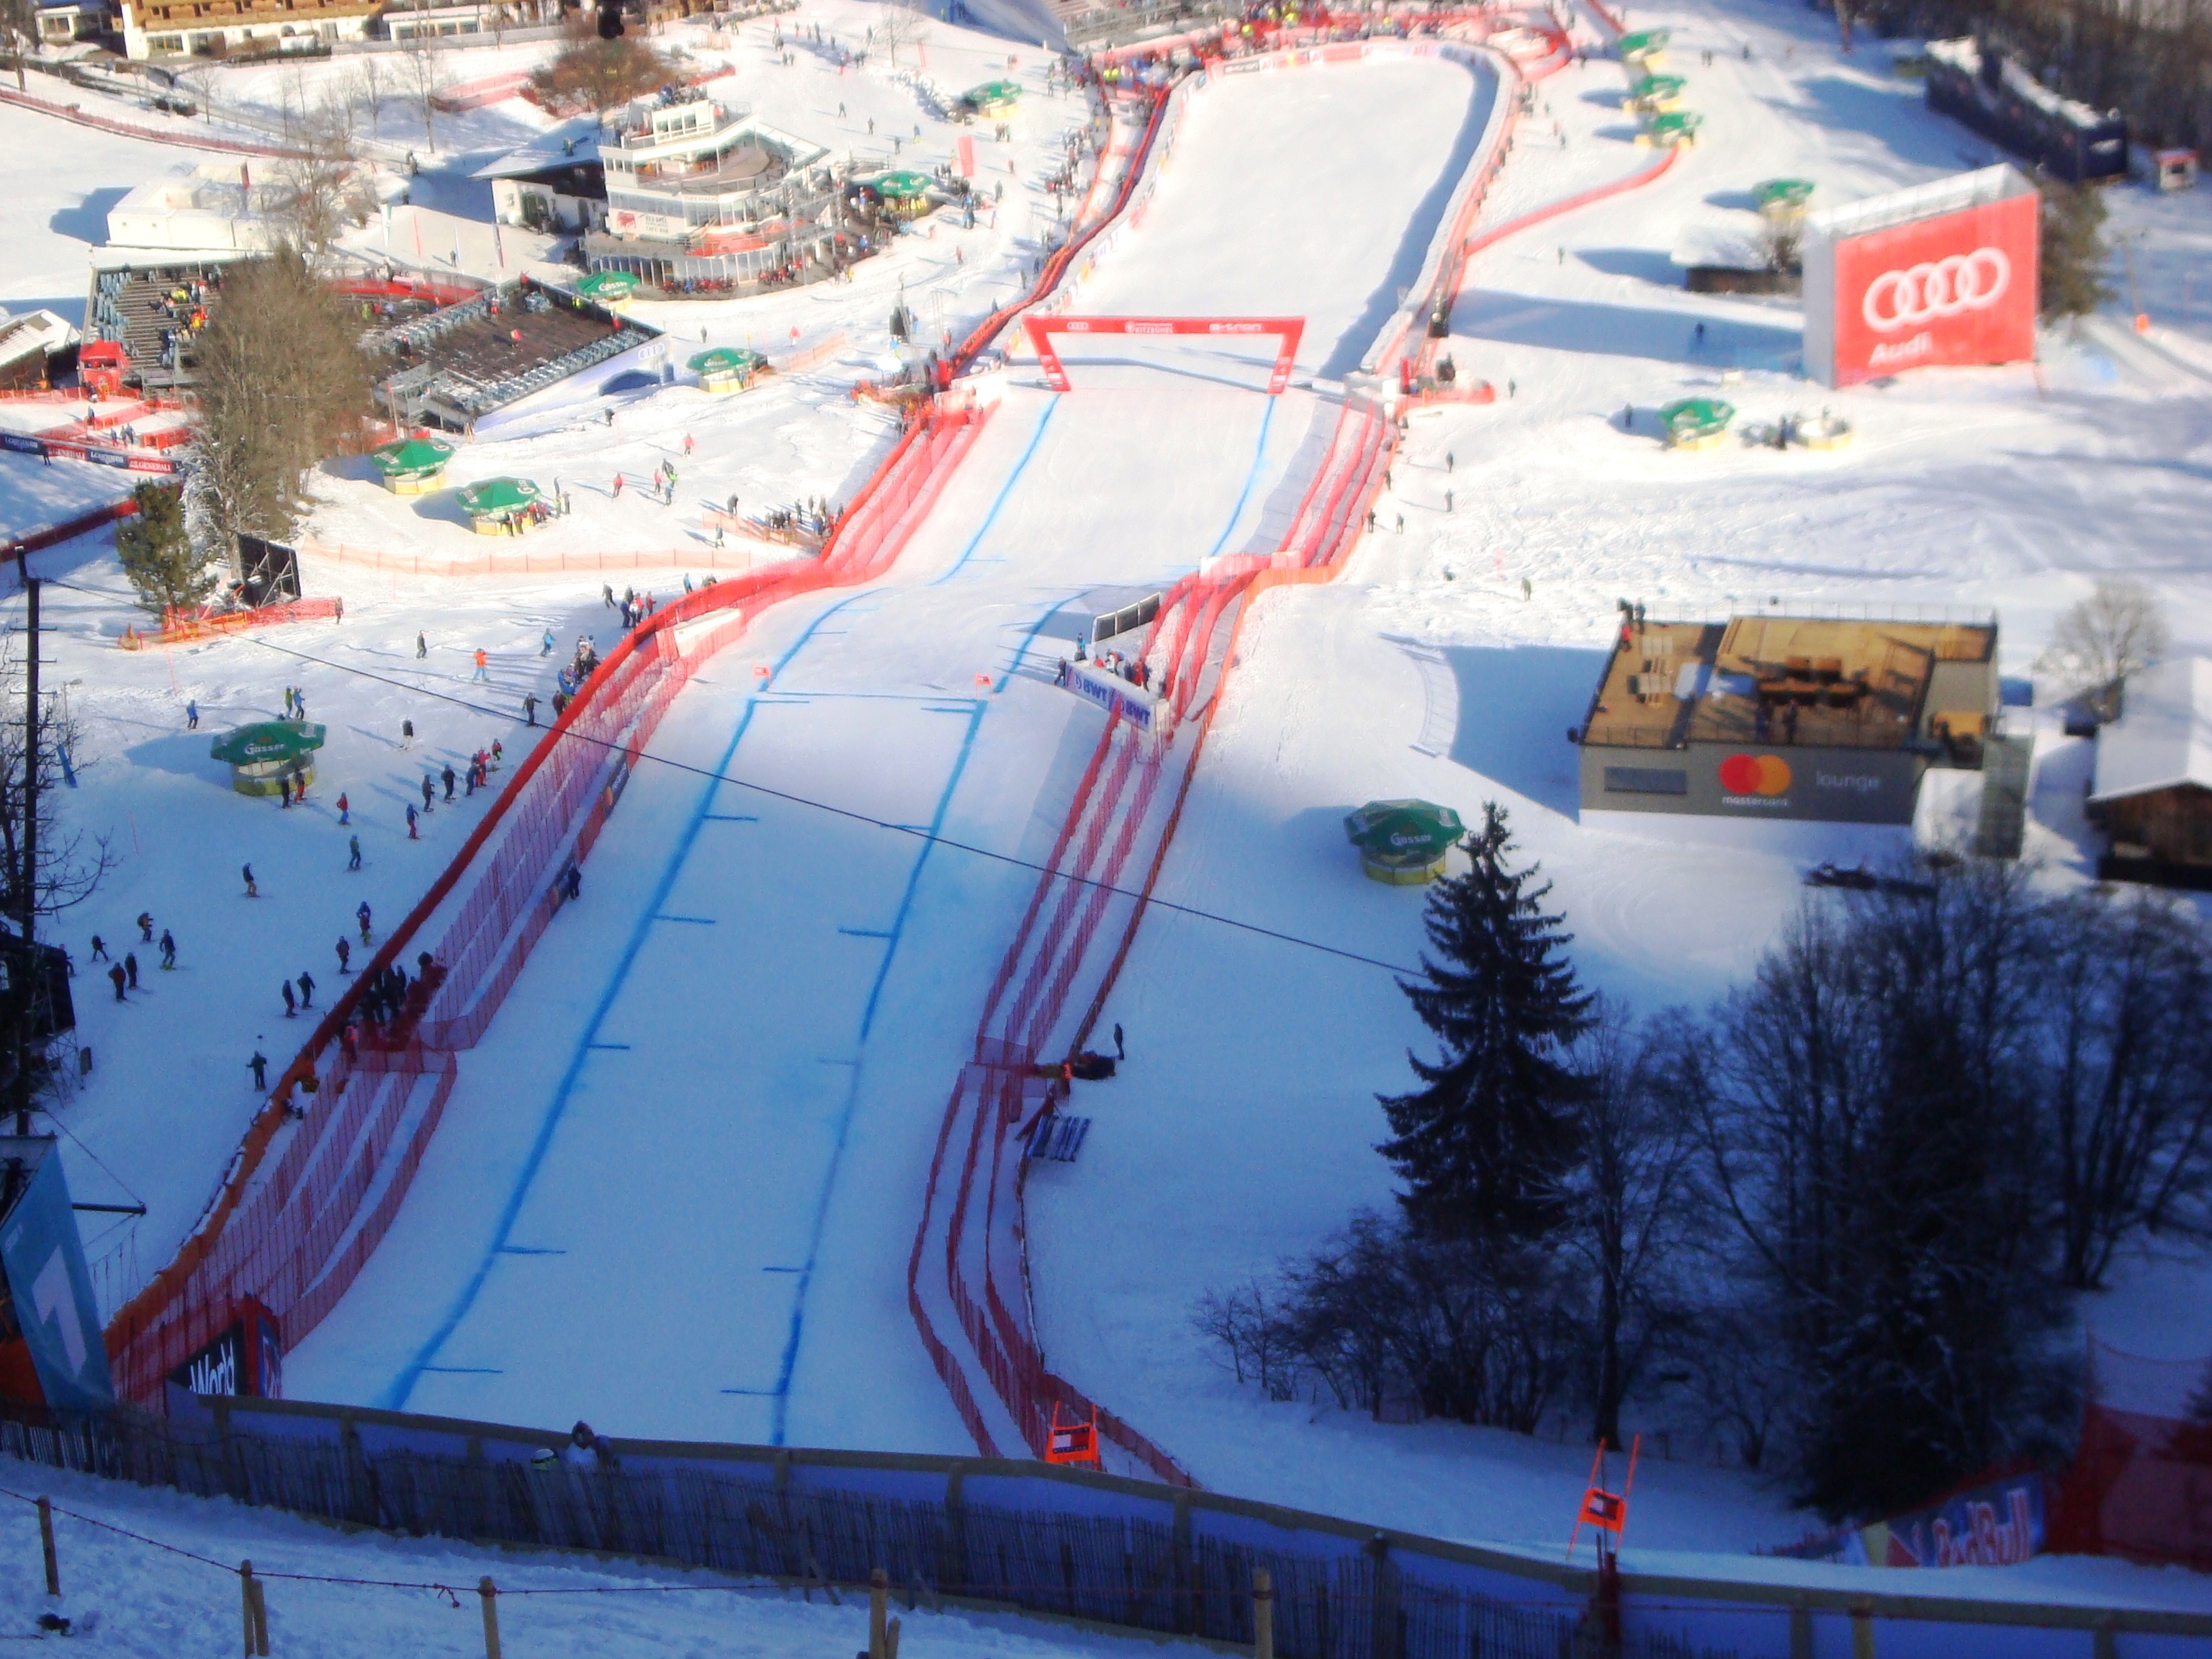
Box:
1020, 316, 1306, 394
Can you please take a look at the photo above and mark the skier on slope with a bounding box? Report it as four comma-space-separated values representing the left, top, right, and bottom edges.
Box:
357, 901, 374, 944
336, 938, 351, 975
243, 863, 258, 897
281, 979, 297, 1017
297, 969, 315, 1010
159, 930, 176, 970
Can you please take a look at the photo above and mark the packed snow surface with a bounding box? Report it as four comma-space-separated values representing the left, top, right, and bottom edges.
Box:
0, 1456, 1200, 1659
1, 0, 2210, 1599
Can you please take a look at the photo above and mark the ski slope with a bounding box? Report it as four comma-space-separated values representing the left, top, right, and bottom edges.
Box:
285, 50, 1500, 1448
1030, 0, 2212, 1568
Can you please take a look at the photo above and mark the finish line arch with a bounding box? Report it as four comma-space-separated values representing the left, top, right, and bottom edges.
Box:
1020, 315, 1306, 395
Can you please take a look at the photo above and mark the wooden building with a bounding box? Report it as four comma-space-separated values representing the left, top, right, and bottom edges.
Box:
2092, 657, 2212, 886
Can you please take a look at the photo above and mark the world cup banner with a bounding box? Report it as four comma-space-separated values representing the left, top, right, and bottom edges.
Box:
1803, 166, 2041, 389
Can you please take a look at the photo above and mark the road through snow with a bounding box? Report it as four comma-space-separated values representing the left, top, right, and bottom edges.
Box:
285, 50, 1497, 1449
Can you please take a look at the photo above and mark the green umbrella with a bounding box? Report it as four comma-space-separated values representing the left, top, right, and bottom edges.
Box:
1617, 27, 1671, 58
961, 80, 1022, 112
1660, 397, 1735, 442
1344, 799, 1465, 866
688, 346, 768, 377
1755, 178, 1816, 211
871, 171, 934, 202
1628, 73, 1686, 101
1645, 109, 1704, 143
210, 721, 326, 767
369, 436, 454, 479
456, 477, 542, 516
577, 271, 640, 300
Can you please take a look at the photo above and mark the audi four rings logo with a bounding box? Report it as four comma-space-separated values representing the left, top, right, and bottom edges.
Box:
1861, 248, 2010, 332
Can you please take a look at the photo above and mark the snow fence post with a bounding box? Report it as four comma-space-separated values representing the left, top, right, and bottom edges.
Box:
480, 1576, 502, 1659
1253, 1568, 1273, 1659
870, 1568, 889, 1659
239, 1559, 269, 1656
36, 1497, 56, 1596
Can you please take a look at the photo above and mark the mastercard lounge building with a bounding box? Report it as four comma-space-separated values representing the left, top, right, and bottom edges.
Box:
1573, 613, 1999, 824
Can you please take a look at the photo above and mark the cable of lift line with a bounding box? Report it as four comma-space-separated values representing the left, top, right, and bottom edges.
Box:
35, 577, 1423, 979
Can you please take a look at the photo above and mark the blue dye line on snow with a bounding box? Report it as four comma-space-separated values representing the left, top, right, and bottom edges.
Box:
703, 814, 759, 822
390, 403, 1071, 1429
837, 927, 893, 939
927, 397, 1058, 588
421, 1367, 503, 1375
1202, 396, 1278, 564
382, 590, 875, 1413
766, 694, 987, 1448
587, 1042, 631, 1051
656, 914, 718, 925
497, 1246, 567, 1256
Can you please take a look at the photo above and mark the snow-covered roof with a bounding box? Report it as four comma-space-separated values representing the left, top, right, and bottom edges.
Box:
472, 118, 603, 181
1804, 162, 2033, 244
0, 308, 79, 370
2090, 657, 2212, 803
1927, 37, 2111, 132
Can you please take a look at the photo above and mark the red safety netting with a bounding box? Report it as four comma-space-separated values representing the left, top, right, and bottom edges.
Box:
104, 395, 990, 1404
907, 377, 1401, 1480
2049, 1339, 2212, 1568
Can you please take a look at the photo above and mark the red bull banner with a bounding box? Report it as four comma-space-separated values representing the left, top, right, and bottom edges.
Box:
1804, 165, 2040, 389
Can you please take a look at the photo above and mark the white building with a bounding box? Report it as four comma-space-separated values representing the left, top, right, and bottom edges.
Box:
104, 163, 279, 252
599, 97, 834, 244
118, 0, 378, 60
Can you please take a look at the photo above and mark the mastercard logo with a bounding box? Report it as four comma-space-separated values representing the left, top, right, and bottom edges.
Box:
1718, 754, 1792, 796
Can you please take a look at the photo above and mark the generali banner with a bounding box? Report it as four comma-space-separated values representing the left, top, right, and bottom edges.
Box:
1803, 166, 2041, 388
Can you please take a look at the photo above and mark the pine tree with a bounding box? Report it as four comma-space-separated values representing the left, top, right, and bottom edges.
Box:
2038, 177, 2111, 323
1379, 802, 1592, 1244
116, 482, 218, 623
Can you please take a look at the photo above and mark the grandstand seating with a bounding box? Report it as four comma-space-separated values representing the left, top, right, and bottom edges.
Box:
88, 263, 236, 390
369, 282, 658, 428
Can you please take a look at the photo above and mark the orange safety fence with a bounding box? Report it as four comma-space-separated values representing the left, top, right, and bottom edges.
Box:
117, 597, 343, 650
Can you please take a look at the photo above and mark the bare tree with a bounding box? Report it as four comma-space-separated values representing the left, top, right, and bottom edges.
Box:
401, 1, 451, 153
1567, 1004, 1705, 1450
273, 91, 372, 263
876, 0, 931, 66
194, 248, 373, 547
1190, 1279, 1298, 1401
2037, 575, 2169, 719
355, 55, 387, 141
0, 0, 37, 93
2036, 886, 2212, 1288
0, 632, 117, 930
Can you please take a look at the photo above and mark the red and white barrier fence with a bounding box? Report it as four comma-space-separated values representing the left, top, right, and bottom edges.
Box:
104, 396, 992, 1403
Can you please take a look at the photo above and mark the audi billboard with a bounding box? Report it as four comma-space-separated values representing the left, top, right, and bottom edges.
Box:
1803, 165, 2040, 389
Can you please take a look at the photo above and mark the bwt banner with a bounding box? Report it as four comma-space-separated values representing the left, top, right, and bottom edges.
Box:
1804, 165, 2040, 388
1067, 662, 1156, 732
0, 1140, 116, 1413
